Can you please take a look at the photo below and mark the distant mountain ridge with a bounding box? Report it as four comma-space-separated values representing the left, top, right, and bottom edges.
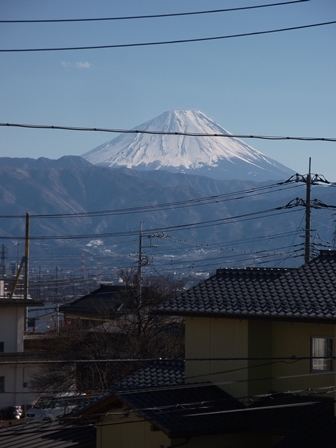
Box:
0, 155, 92, 169
0, 156, 334, 274
83, 110, 295, 181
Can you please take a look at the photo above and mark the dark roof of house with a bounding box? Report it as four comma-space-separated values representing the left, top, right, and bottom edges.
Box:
116, 383, 245, 437
68, 360, 185, 417
114, 386, 336, 441
59, 284, 133, 318
155, 250, 336, 323
248, 393, 336, 447
0, 420, 95, 448
114, 360, 185, 391
66, 363, 335, 444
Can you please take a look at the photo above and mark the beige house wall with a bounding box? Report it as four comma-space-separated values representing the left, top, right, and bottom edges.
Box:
247, 320, 273, 397
97, 414, 170, 448
185, 316, 336, 405
270, 321, 336, 395
185, 317, 249, 398
96, 317, 336, 446
188, 433, 283, 448
97, 413, 283, 448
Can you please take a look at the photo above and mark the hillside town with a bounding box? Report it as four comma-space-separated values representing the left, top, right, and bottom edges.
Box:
1, 118, 336, 447
1, 1, 335, 446
1, 218, 336, 446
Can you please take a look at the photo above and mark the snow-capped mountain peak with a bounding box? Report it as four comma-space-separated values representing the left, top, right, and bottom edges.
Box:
82, 110, 294, 181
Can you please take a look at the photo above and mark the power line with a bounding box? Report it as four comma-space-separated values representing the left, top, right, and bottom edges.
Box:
24, 239, 300, 273
1, 20, 335, 53
1, 388, 333, 434
0, 1, 309, 24
167, 228, 305, 250
1, 121, 336, 142
184, 401, 316, 418
157, 247, 304, 271
0, 182, 299, 219
0, 355, 334, 365
3, 364, 333, 405
153, 240, 304, 263
0, 207, 303, 241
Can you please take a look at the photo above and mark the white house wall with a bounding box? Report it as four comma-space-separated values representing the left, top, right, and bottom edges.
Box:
0, 307, 25, 353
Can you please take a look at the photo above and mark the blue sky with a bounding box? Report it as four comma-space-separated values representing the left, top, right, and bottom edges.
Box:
1, 0, 335, 180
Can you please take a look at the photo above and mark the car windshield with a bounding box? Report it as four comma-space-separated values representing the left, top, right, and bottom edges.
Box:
33, 394, 85, 410
34, 397, 54, 409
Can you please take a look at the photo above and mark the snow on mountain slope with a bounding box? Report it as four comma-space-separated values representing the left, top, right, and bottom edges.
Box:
82, 110, 294, 181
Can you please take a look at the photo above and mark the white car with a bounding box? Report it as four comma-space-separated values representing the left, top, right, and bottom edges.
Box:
26, 393, 86, 422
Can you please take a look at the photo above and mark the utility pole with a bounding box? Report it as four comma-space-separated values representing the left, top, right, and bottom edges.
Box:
137, 222, 171, 305
38, 266, 41, 300
282, 158, 329, 264
0, 244, 8, 277
10, 213, 30, 299
55, 303, 60, 332
55, 266, 58, 299
137, 221, 143, 303
304, 158, 312, 264
24, 212, 30, 300
81, 250, 85, 274
333, 213, 336, 250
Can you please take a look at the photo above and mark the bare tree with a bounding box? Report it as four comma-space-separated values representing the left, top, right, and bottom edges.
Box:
30, 272, 184, 394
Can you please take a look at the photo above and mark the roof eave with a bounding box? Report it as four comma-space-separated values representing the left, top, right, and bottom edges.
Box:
154, 309, 336, 324
0, 299, 44, 307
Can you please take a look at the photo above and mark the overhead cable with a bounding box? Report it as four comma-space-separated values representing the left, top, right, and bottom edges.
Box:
0, 207, 302, 241
0, 182, 299, 219
1, 122, 336, 142
0, 1, 309, 23
0, 20, 335, 52
0, 355, 334, 365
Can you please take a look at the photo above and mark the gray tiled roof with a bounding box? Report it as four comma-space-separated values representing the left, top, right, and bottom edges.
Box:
69, 360, 184, 416
0, 420, 95, 448
155, 251, 336, 322
114, 360, 184, 390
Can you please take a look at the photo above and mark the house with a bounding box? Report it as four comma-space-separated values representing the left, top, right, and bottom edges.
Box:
70, 250, 336, 447
59, 284, 134, 327
155, 250, 336, 406
49, 283, 183, 394
0, 278, 44, 414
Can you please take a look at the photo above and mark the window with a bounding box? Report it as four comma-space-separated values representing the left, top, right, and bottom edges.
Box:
0, 377, 4, 393
311, 337, 333, 372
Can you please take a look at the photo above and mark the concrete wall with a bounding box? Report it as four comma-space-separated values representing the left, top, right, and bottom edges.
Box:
0, 306, 38, 411
0, 364, 38, 408
0, 307, 25, 353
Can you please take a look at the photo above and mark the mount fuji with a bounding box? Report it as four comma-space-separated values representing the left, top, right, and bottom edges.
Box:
83, 110, 295, 181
